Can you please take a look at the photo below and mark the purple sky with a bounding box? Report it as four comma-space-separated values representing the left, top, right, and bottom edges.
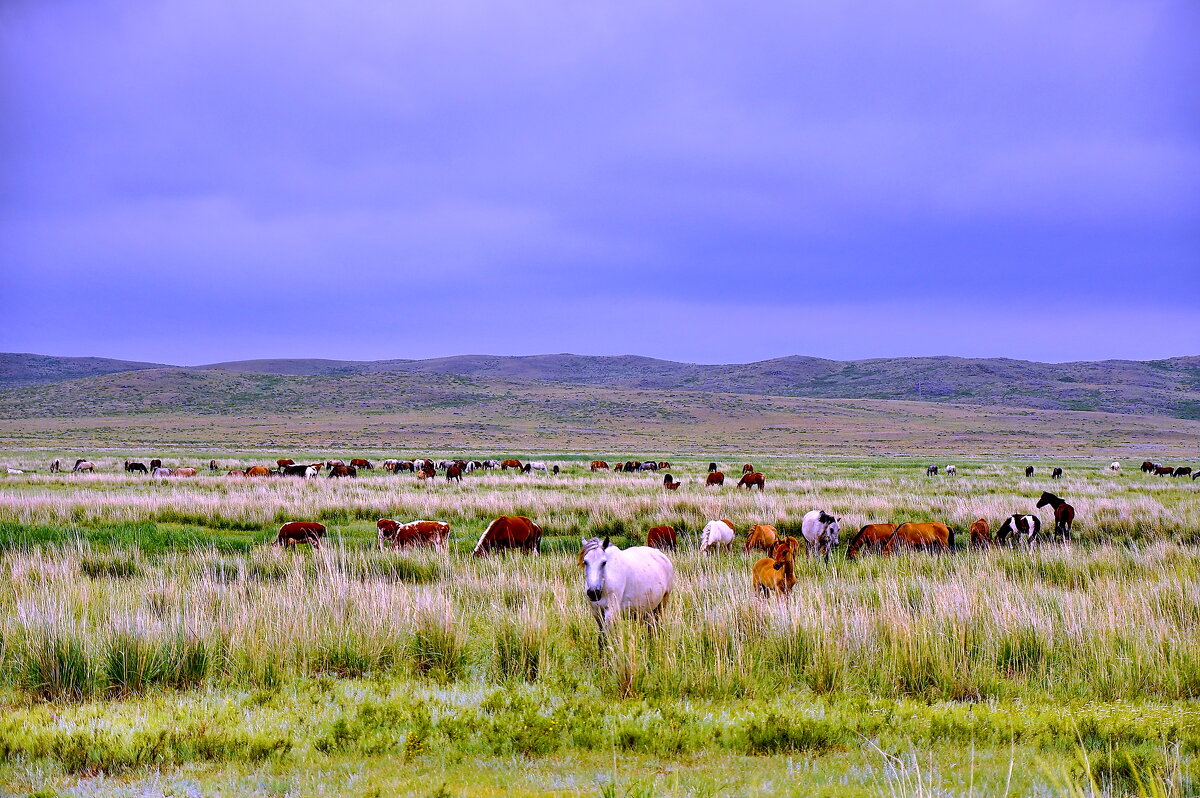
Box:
2, 1, 1197, 365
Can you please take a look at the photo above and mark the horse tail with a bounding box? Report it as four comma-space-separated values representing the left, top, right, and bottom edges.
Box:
883, 524, 905, 554
946, 525, 956, 551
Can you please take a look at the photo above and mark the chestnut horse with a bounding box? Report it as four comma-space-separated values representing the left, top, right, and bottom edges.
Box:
844, 523, 897, 560
737, 472, 765, 490
1035, 491, 1075, 542
472, 516, 542, 557
881, 522, 953, 555
275, 521, 326, 549
752, 539, 796, 596
705, 471, 725, 486
744, 524, 779, 552
646, 525, 677, 550
969, 518, 993, 549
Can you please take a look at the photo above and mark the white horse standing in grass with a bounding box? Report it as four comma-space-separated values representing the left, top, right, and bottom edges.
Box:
801, 509, 841, 562
699, 519, 735, 552
579, 537, 674, 637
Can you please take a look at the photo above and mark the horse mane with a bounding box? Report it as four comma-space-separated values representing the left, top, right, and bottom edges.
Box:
474, 516, 501, 556
818, 511, 835, 525
847, 525, 873, 552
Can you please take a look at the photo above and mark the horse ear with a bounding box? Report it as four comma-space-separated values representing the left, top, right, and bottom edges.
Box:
602, 536, 610, 549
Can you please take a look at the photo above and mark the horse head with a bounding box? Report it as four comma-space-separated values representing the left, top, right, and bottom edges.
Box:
580, 536, 611, 602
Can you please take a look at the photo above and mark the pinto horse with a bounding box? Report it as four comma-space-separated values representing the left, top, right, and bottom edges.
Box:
800, 510, 840, 562
646, 525, 677, 550
996, 514, 1041, 547
881, 522, 953, 555
472, 516, 542, 557
844, 523, 898, 560
1035, 491, 1075, 541
737, 472, 765, 490
378, 519, 450, 551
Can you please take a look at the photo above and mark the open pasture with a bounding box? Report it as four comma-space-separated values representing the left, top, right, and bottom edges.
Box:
1, 453, 1198, 796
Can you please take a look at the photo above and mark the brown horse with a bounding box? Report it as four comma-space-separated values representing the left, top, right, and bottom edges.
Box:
590, 460, 609, 471
752, 539, 796, 596
662, 473, 681, 490
881, 522, 953, 555
378, 519, 450, 550
472, 515, 542, 556
226, 469, 246, 477
705, 472, 725, 486
277, 459, 294, 468
246, 465, 271, 477
1035, 492, 1075, 541
844, 523, 898, 560
742, 463, 754, 474
744, 524, 779, 552
350, 458, 372, 469
658, 461, 670, 470
209, 459, 218, 471
173, 467, 198, 477
969, 518, 993, 549
447, 465, 463, 482
646, 525, 677, 549
327, 465, 357, 478
737, 472, 765, 490
501, 459, 522, 471
275, 521, 326, 549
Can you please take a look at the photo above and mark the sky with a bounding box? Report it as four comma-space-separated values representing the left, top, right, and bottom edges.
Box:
1, 0, 1198, 365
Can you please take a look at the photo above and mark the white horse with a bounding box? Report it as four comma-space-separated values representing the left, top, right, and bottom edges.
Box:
800, 509, 841, 562
699, 519, 735, 552
580, 537, 673, 632
526, 461, 548, 472
152, 467, 174, 478
1109, 462, 1122, 472
946, 465, 957, 475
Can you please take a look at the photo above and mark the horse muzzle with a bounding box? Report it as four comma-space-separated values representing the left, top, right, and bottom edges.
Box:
586, 589, 603, 602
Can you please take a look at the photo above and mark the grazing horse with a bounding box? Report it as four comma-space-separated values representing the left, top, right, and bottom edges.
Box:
275, 521, 326, 550
969, 518, 993, 549
800, 510, 840, 562
209, 459, 218, 471
612, 463, 624, 473
699, 519, 736, 552
752, 540, 796, 596
1051, 467, 1063, 479
744, 524, 779, 552
662, 473, 681, 490
640, 461, 659, 472
881, 522, 953, 555
327, 465, 357, 478
658, 462, 670, 470
590, 460, 609, 471
124, 460, 148, 474
737, 472, 765, 490
326, 460, 345, 468
1025, 466, 1034, 477
1173, 467, 1192, 477
945, 465, 957, 476
378, 519, 450, 551
526, 461, 548, 472
277, 459, 294, 468
705, 471, 725, 486
152, 467, 173, 478
646, 525, 677, 549
49, 458, 62, 473
227, 469, 246, 477
1035, 491, 1075, 542
446, 465, 463, 482
173, 467, 198, 477
1109, 462, 1122, 472
844, 523, 898, 560
1141, 461, 1157, 473
926, 465, 938, 476
382, 459, 399, 472
501, 459, 522, 471
580, 537, 673, 634
246, 465, 271, 477
996, 514, 1042, 547
472, 516, 542, 557
1154, 465, 1174, 476
742, 463, 754, 474
708, 462, 718, 473
72, 459, 95, 473
350, 458, 372, 470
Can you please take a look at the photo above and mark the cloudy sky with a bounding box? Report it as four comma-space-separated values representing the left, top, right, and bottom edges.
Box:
2, 0, 1197, 365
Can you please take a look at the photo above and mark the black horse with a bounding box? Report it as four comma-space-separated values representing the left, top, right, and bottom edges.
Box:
1051, 467, 1063, 479
1025, 466, 1034, 477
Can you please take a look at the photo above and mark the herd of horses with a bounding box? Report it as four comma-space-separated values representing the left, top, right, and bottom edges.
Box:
1142, 460, 1198, 478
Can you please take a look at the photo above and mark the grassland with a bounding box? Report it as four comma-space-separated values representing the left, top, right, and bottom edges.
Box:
0, 455, 1198, 796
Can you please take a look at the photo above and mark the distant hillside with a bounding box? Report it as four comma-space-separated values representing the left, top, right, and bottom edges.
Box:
0, 353, 169, 389
3, 351, 1198, 418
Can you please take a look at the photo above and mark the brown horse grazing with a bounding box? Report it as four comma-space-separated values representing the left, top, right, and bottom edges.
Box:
1141, 460, 1157, 473
612, 462, 624, 473
473, 515, 542, 557
246, 465, 271, 477
742, 463, 754, 474
705, 471, 725, 486
351, 458, 372, 470
378, 519, 450, 550
277, 459, 295, 468
745, 524, 779, 552
226, 469, 246, 477
275, 521, 326, 549
1035, 492, 1075, 542
446, 465, 463, 482
1173, 466, 1193, 477
327, 465, 357, 478
844, 523, 898, 560
881, 522, 953, 555
1154, 465, 1174, 476
969, 518, 993, 549
173, 467, 198, 477
501, 459, 522, 471
737, 472, 765, 490
658, 462, 670, 470
646, 525, 677, 550
752, 540, 796, 596
590, 460, 609, 471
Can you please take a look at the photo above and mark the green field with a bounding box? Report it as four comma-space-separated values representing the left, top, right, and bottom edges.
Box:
1, 453, 1197, 796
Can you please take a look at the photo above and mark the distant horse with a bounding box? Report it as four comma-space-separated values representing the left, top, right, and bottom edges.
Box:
501, 459, 522, 471
1109, 462, 1122, 472
1025, 466, 1035, 477
245, 465, 271, 477
996, 514, 1041, 547
800, 510, 840, 562
737, 472, 765, 490
526, 461, 548, 473
1141, 461, 1157, 473
274, 521, 326, 550
640, 461, 659, 472
1154, 465, 1174, 476
226, 469, 246, 477
752, 540, 796, 596
590, 460, 609, 471
881, 522, 953, 555
351, 458, 372, 470
662, 473, 681, 490
699, 519, 736, 552
742, 463, 754, 474
150, 459, 162, 470
645, 525, 677, 550
49, 458, 61, 473
969, 518, 993, 549
1035, 491, 1075, 542
472, 516, 542, 557
209, 459, 219, 471
844, 523, 898, 560
926, 465, 938, 476
378, 519, 450, 551
152, 467, 173, 478
124, 460, 148, 474
1173, 467, 1192, 478
277, 459, 294, 468
327, 465, 357, 478
173, 467, 198, 477
1051, 467, 1063, 479
658, 462, 670, 470
705, 471, 725, 486
946, 465, 957, 476
72, 459, 95, 473
446, 465, 463, 482
708, 462, 718, 473
580, 537, 674, 639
